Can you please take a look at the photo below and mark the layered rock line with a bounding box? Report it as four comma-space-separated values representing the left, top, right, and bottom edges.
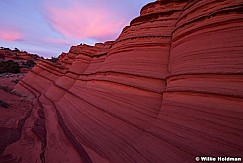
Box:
14, 0, 243, 162
152, 0, 243, 159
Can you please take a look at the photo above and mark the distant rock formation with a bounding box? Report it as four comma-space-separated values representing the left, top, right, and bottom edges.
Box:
13, 0, 243, 162
0, 47, 40, 61
0, 47, 42, 74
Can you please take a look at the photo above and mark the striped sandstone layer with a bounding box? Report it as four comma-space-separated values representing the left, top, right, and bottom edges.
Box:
12, 0, 243, 162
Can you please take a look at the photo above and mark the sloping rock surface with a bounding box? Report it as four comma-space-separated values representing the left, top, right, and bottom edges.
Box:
11, 0, 243, 162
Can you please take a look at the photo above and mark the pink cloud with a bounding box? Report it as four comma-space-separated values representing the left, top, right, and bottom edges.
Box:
0, 26, 22, 41
44, 1, 126, 41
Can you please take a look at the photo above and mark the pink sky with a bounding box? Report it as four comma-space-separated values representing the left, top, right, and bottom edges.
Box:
0, 28, 22, 41
0, 0, 153, 58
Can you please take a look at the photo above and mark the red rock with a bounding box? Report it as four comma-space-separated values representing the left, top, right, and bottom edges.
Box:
0, 53, 4, 60
0, 48, 40, 61
12, 0, 243, 162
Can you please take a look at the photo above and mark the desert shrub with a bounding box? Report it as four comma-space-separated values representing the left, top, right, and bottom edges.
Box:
0, 60, 20, 74
47, 56, 58, 63
3, 48, 10, 51
0, 99, 10, 108
22, 60, 35, 68
13, 48, 20, 52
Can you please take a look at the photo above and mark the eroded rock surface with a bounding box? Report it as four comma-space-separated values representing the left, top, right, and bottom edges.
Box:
11, 0, 243, 162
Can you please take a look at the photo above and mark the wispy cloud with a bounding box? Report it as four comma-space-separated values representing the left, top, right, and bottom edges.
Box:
43, 0, 127, 41
0, 25, 22, 41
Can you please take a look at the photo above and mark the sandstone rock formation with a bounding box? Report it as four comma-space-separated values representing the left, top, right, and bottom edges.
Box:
4, 0, 243, 162
0, 47, 40, 61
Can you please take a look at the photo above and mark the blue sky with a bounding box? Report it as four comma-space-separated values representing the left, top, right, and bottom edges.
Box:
0, 0, 153, 58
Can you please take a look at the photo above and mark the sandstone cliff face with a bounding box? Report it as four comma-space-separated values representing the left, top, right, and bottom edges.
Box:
12, 0, 243, 162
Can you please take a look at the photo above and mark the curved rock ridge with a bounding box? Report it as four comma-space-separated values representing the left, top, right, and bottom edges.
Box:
14, 0, 243, 162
